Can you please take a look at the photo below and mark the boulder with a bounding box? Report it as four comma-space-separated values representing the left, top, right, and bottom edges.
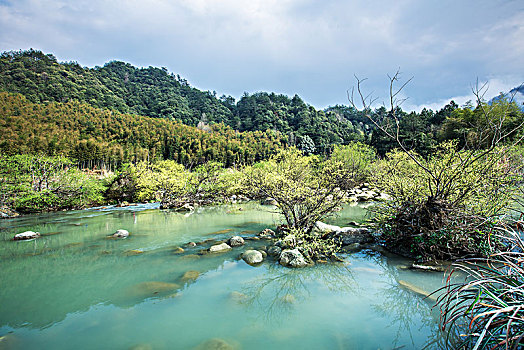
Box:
267, 246, 282, 257
112, 229, 129, 238
241, 250, 264, 265
13, 231, 40, 240
208, 242, 231, 253
261, 197, 278, 206
258, 228, 275, 239
279, 249, 307, 268
258, 250, 267, 258
228, 236, 245, 247
314, 221, 374, 246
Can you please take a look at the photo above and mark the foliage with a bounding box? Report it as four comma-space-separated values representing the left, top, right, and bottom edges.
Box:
0, 154, 107, 212
326, 142, 376, 189
246, 148, 346, 232
439, 97, 524, 149
0, 92, 285, 168
371, 143, 516, 259
436, 226, 524, 349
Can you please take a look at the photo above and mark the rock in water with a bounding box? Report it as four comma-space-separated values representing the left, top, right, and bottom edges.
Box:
279, 249, 307, 268
193, 338, 235, 350
258, 228, 275, 239
267, 246, 282, 257
128, 281, 180, 298
228, 236, 245, 247
112, 229, 129, 238
208, 242, 232, 253
241, 250, 264, 265
13, 231, 40, 240
180, 270, 200, 282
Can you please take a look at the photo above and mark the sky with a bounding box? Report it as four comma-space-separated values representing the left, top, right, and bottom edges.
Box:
0, 0, 523, 111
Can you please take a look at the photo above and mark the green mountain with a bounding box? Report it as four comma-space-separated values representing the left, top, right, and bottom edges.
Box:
0, 49, 372, 153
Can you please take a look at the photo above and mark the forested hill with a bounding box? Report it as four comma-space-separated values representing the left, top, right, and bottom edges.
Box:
0, 92, 285, 168
0, 49, 372, 153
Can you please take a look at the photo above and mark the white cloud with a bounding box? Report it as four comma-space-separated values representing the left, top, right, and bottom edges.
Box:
0, 0, 522, 108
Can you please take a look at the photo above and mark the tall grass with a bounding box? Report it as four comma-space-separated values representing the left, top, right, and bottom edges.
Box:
436, 226, 524, 349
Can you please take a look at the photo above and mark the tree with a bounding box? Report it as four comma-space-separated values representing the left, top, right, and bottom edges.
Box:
349, 72, 524, 260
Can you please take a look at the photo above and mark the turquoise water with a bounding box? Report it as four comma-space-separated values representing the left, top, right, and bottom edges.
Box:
0, 203, 449, 349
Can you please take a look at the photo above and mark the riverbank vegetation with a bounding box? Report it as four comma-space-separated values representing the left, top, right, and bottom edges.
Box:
2, 51, 524, 348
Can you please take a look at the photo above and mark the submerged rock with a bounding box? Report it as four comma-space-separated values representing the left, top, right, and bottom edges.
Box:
398, 280, 437, 301
281, 294, 296, 304
209, 242, 232, 253
112, 229, 129, 238
180, 270, 200, 282
279, 249, 307, 268
128, 281, 180, 298
129, 344, 153, 350
173, 247, 185, 254
229, 291, 248, 303
185, 242, 197, 247
125, 249, 144, 256
193, 338, 235, 350
228, 236, 245, 247
241, 250, 264, 265
13, 231, 40, 240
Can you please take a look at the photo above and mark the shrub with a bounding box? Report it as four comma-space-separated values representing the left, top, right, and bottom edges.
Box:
371, 143, 516, 260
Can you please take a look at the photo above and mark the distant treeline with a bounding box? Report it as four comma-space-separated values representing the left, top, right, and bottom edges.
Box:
0, 92, 285, 169
1, 49, 523, 160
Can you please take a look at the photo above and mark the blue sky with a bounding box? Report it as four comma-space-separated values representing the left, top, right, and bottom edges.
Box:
0, 0, 522, 111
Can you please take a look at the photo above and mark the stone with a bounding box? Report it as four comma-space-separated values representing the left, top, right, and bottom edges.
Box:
228, 236, 245, 247
129, 281, 180, 298
398, 280, 437, 301
343, 243, 361, 252
112, 229, 129, 238
411, 263, 448, 272
193, 338, 234, 350
314, 221, 374, 246
185, 242, 197, 247
281, 294, 296, 304
279, 249, 307, 268
261, 197, 278, 206
267, 246, 282, 257
129, 344, 153, 350
125, 249, 144, 256
13, 231, 40, 240
180, 270, 200, 282
229, 291, 248, 303
258, 250, 267, 258
174, 203, 195, 212
258, 228, 275, 239
173, 247, 185, 254
208, 242, 231, 253
335, 227, 374, 246
241, 250, 264, 265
